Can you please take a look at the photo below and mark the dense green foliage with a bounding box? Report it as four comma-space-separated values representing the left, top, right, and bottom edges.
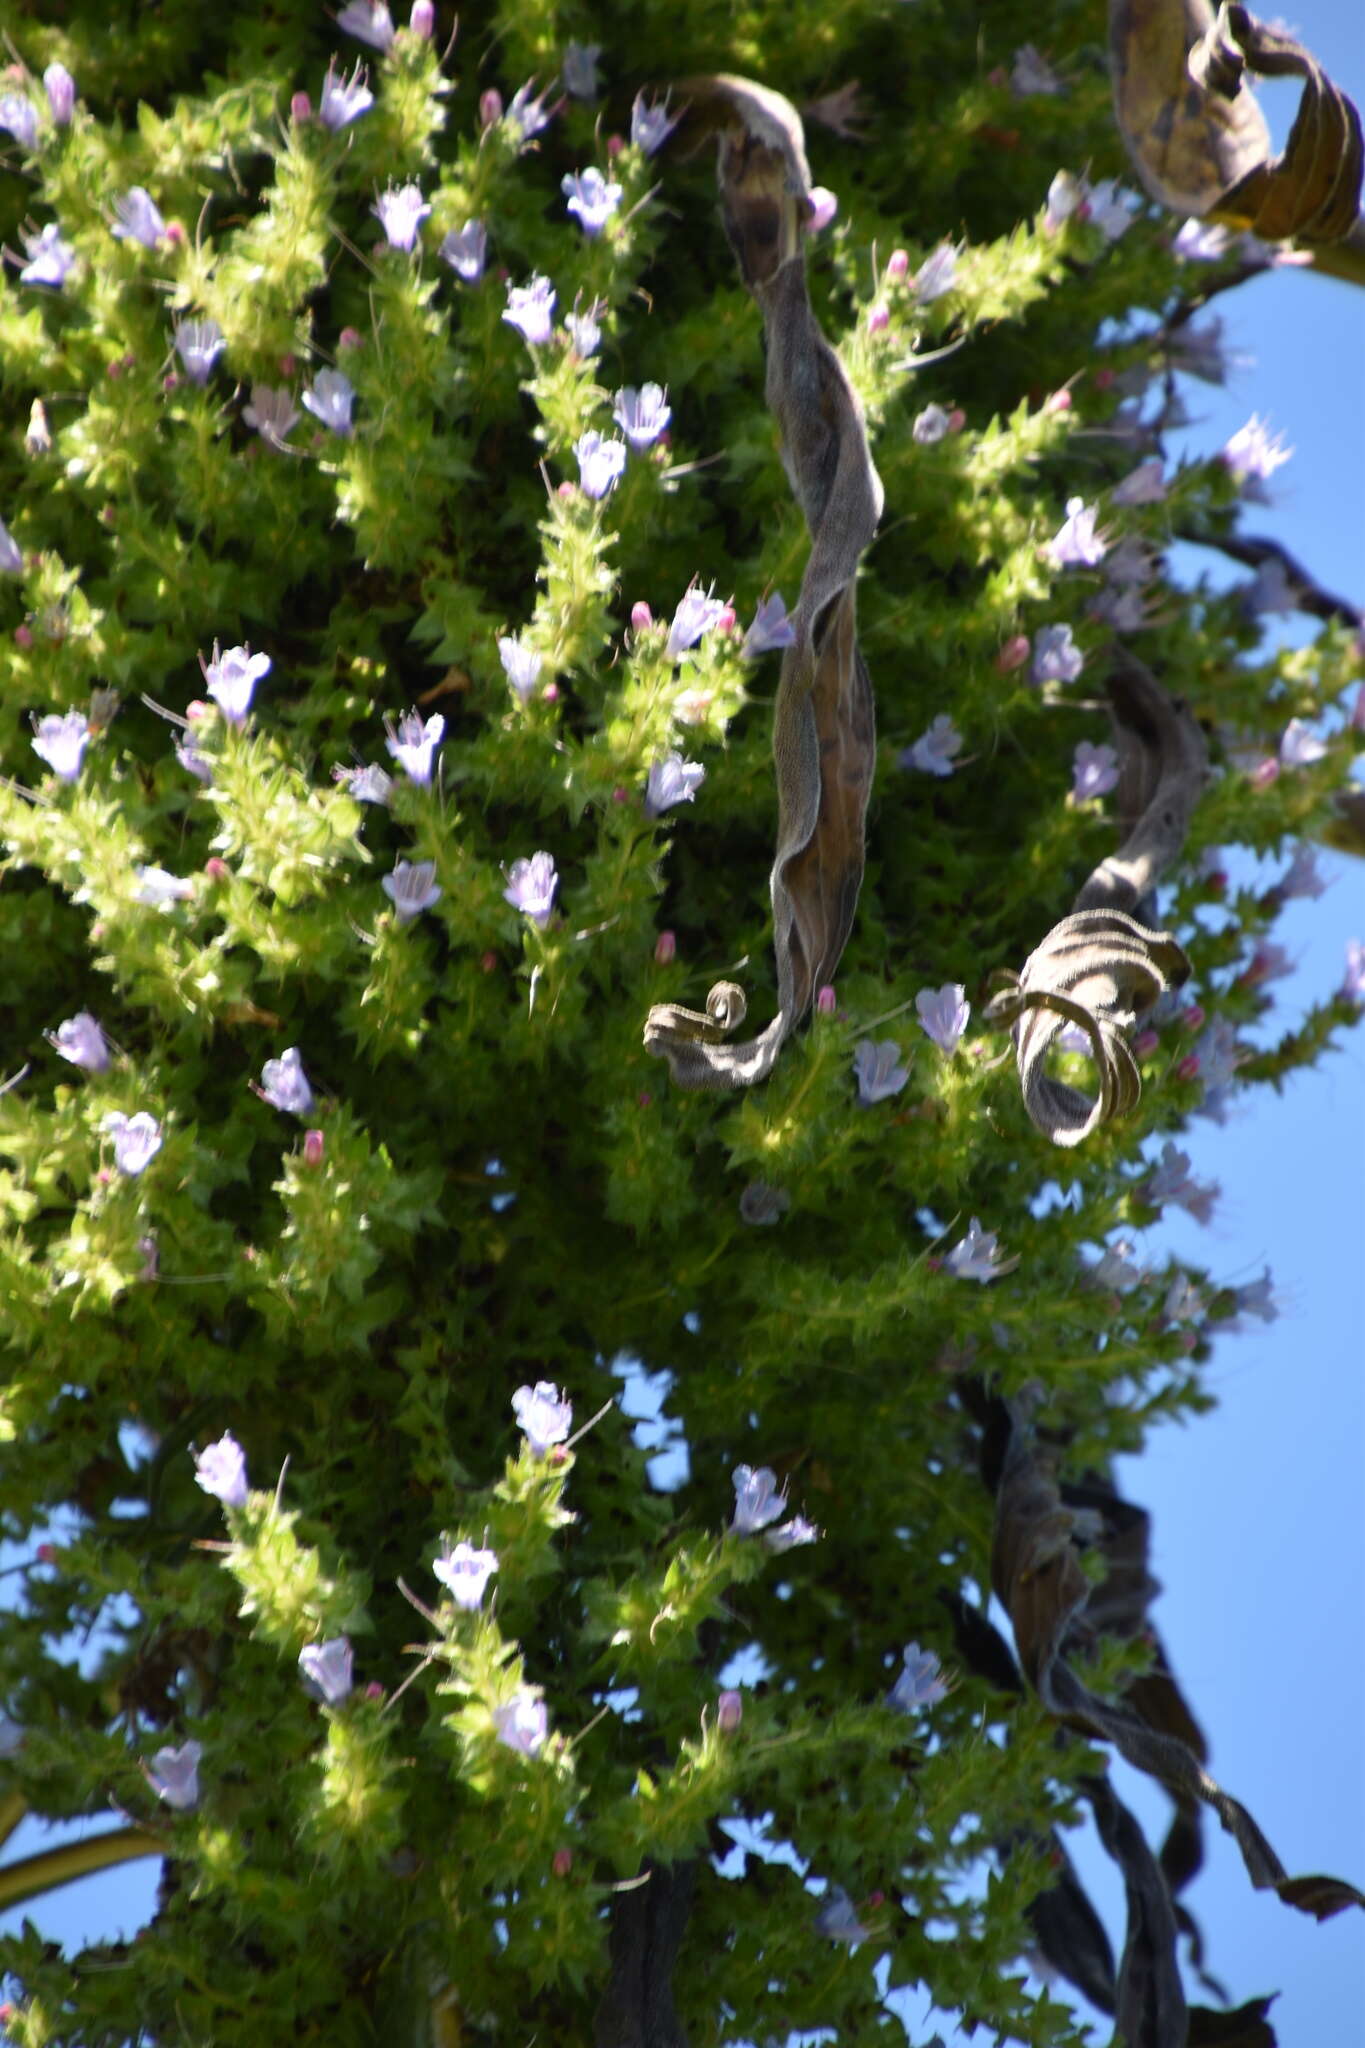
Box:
0, 2, 1359, 2042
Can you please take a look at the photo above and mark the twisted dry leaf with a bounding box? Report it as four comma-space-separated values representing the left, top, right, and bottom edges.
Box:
644, 79, 882, 1091
1109, 0, 1363, 241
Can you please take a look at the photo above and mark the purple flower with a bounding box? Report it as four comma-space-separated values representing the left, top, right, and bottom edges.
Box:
1142, 1141, 1219, 1225
177, 738, 213, 782
852, 1039, 909, 1106
440, 220, 487, 282
1221, 415, 1291, 504
147, 1739, 202, 1811
1090, 1241, 1145, 1293
204, 642, 270, 724
1168, 316, 1239, 385
334, 761, 393, 804
505, 80, 556, 145
574, 430, 627, 499
503, 275, 556, 347
667, 584, 727, 657
1112, 457, 1166, 506
1342, 939, 1365, 1004
382, 858, 441, 924
242, 384, 300, 450
0, 517, 22, 575
716, 1688, 743, 1731
1277, 845, 1326, 901
498, 636, 542, 703
1048, 497, 1107, 568
562, 41, 601, 100
1072, 740, 1120, 800
912, 403, 952, 444
259, 1047, 313, 1116
731, 1464, 787, 1535
1011, 45, 1063, 96
1031, 624, 1083, 685
302, 367, 355, 436
103, 1110, 163, 1176
503, 851, 558, 928
644, 753, 705, 819
915, 984, 969, 1054
512, 1380, 572, 1455
194, 1433, 248, 1509
384, 709, 444, 784
887, 1641, 949, 1712
562, 167, 622, 237
493, 1690, 548, 1757
1173, 217, 1232, 261
19, 223, 75, 288
814, 1887, 868, 1944
0, 94, 39, 151
743, 593, 796, 657
1104, 536, 1156, 589
944, 1217, 1010, 1282
1194, 1015, 1242, 1095
765, 1514, 820, 1553
1279, 717, 1326, 768
1163, 1273, 1206, 1325
337, 0, 396, 50
565, 303, 601, 355
373, 182, 430, 252
630, 90, 678, 156
319, 59, 374, 132
299, 1637, 354, 1705
134, 865, 194, 907
1233, 1270, 1279, 1324
914, 243, 957, 302
111, 187, 166, 248
434, 1540, 499, 1610
613, 383, 671, 450
1241, 557, 1295, 617
48, 1012, 110, 1072
44, 63, 76, 125
31, 709, 90, 782
901, 714, 962, 777
173, 318, 224, 385
1086, 178, 1134, 242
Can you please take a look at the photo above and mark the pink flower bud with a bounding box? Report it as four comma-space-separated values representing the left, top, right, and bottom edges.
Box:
946, 408, 966, 433
290, 91, 312, 124
715, 605, 737, 634
14, 625, 32, 649
1175, 1053, 1201, 1082
278, 353, 296, 378
338, 327, 363, 352
164, 220, 186, 245
1044, 388, 1072, 415
364, 1681, 384, 1700
606, 133, 624, 158
654, 929, 677, 964
36, 1543, 56, 1564
807, 186, 838, 233
1248, 757, 1279, 790
163, 371, 180, 391
556, 482, 577, 501
815, 984, 837, 1014
409, 0, 435, 36
995, 634, 1031, 674
185, 699, 211, 724
637, 1091, 652, 1109
1182, 1004, 1205, 1032
303, 1129, 325, 1167
203, 857, 230, 882
479, 951, 498, 974
886, 248, 909, 281
612, 786, 630, 804
867, 303, 890, 334
1093, 366, 1116, 390
541, 681, 559, 702
1132, 1029, 1158, 1057
630, 600, 653, 631
479, 88, 503, 130
717, 1689, 743, 1732
866, 1890, 885, 1910
552, 1847, 573, 1877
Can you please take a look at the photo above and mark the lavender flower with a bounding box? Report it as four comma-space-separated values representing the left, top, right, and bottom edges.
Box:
382, 858, 442, 924
1031, 624, 1083, 685
944, 1217, 1010, 1282
19, 223, 75, 288
173, 318, 225, 385
1048, 497, 1107, 568
562, 41, 601, 100
730, 1465, 787, 1535
498, 636, 542, 703
1279, 718, 1326, 768
1221, 414, 1291, 504
334, 761, 393, 804
242, 384, 301, 450
440, 220, 487, 283
912, 403, 952, 444
0, 518, 22, 575
319, 59, 374, 132
502, 851, 558, 928
384, 710, 444, 784
147, 1739, 202, 1811
103, 1110, 163, 1176
915, 984, 969, 1054
1341, 939, 1365, 1005
302, 367, 355, 436
1233, 1270, 1278, 1324
493, 1690, 548, 1757
505, 80, 556, 145
44, 64, 76, 126
1086, 179, 1134, 242
259, 1047, 314, 1116
373, 182, 430, 252
1011, 45, 1063, 95
0, 95, 39, 151
512, 1380, 572, 1454
765, 1514, 820, 1553
503, 275, 556, 347
913, 243, 957, 301
613, 383, 671, 450
204, 642, 270, 725
887, 1641, 949, 1712
336, 0, 395, 50
134, 865, 194, 907
1142, 1141, 1219, 1224
667, 584, 727, 657
1044, 169, 1084, 231
1163, 1273, 1206, 1325
433, 1540, 499, 1611
1167, 316, 1239, 385
1112, 457, 1166, 506
562, 167, 622, 237
743, 593, 796, 656
1277, 845, 1326, 901
630, 90, 678, 156
574, 430, 627, 499
1072, 740, 1120, 800
565, 304, 601, 355
31, 710, 90, 782
901, 714, 962, 777
111, 188, 166, 248
299, 1638, 354, 1706
852, 1039, 909, 1106
194, 1433, 248, 1509
48, 1012, 110, 1072
814, 1887, 868, 1944
177, 737, 213, 781
1173, 217, 1232, 261
1091, 1241, 1145, 1293
644, 753, 705, 819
